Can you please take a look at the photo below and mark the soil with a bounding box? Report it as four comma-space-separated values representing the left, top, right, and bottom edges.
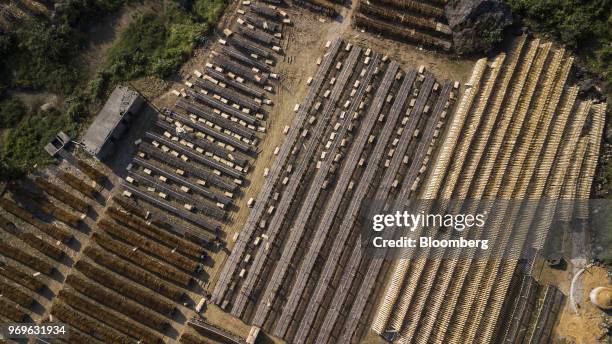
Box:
536, 259, 610, 344
555, 265, 610, 344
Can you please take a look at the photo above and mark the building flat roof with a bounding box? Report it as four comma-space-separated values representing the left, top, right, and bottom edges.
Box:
81, 85, 141, 157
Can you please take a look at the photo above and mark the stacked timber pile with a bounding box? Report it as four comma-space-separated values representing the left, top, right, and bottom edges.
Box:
292, 0, 338, 17
210, 38, 459, 343
119, 0, 290, 243
371, 36, 607, 343
354, 0, 452, 51
352, 0, 514, 54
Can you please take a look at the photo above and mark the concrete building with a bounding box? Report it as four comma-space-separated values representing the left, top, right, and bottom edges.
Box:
44, 131, 71, 157
81, 85, 143, 160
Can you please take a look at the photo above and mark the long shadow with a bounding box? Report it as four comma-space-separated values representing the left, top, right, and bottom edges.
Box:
334, 13, 345, 23
71, 221, 92, 236
30, 299, 46, 316
91, 190, 108, 207
84, 206, 99, 223
59, 252, 74, 269
189, 280, 207, 297
61, 254, 74, 268
202, 255, 215, 269
163, 324, 181, 340
196, 269, 210, 282
255, 330, 277, 344
9, 184, 58, 226
171, 308, 188, 325
39, 285, 55, 301
65, 238, 82, 253
105, 104, 159, 179
99, 175, 115, 191
49, 268, 65, 284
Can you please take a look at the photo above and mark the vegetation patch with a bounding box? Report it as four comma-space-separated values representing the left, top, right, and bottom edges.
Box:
507, 0, 611, 94
89, 6, 209, 99
0, 0, 226, 180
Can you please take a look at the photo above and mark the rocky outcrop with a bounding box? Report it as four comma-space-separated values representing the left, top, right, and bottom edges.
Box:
445, 0, 513, 55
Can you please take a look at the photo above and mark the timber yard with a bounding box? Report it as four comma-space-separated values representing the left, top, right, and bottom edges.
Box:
0, 0, 610, 343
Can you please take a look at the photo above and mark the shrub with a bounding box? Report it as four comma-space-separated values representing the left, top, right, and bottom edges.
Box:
1, 109, 79, 174
92, 7, 208, 99
193, 0, 226, 24
508, 0, 611, 92
0, 97, 27, 129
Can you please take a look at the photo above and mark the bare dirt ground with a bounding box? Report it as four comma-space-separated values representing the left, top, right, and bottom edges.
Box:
7, 91, 62, 113
536, 261, 610, 343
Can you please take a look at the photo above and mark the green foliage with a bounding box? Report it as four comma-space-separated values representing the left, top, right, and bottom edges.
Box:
2, 108, 78, 175
4, 21, 80, 94
507, 0, 611, 91
0, 0, 226, 180
593, 44, 612, 91
0, 98, 27, 129
483, 28, 503, 48
57, 0, 127, 31
508, 0, 610, 48
0, 96, 89, 180
193, 0, 226, 24
0, 0, 135, 95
